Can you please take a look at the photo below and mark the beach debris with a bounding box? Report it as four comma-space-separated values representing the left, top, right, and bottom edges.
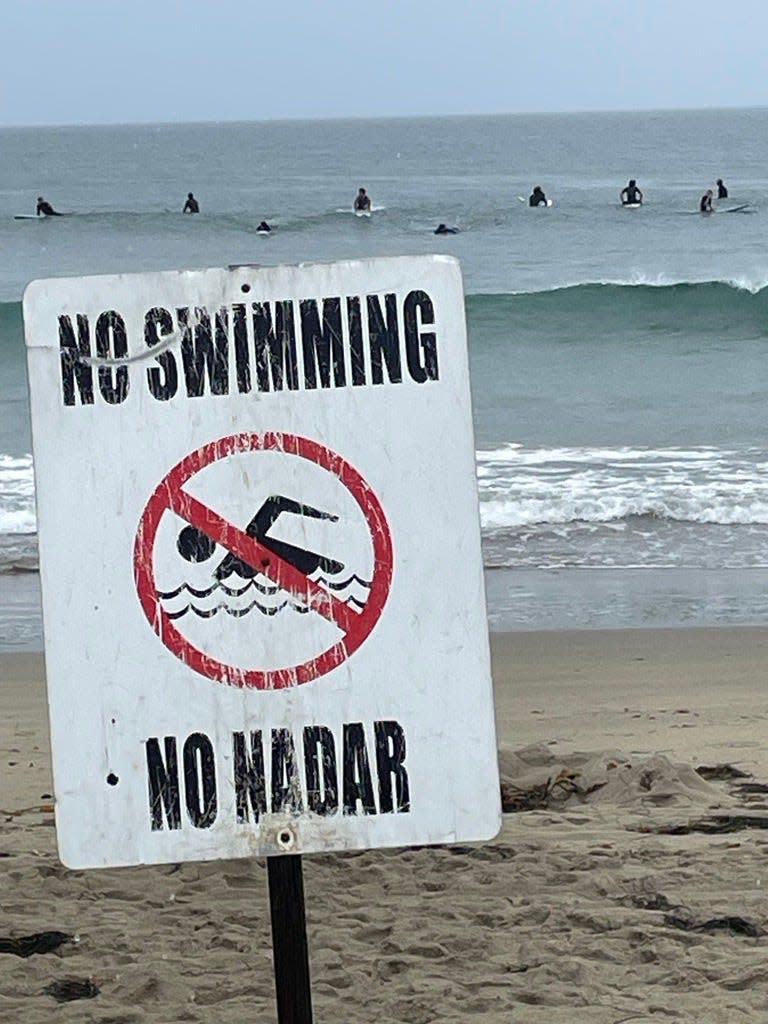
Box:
633, 814, 768, 836
500, 749, 730, 813
625, 892, 677, 912
695, 764, 751, 781
732, 781, 768, 804
44, 977, 99, 1002
0, 802, 55, 819
663, 913, 764, 938
620, 893, 765, 938
693, 765, 768, 804
0, 931, 74, 957
501, 769, 606, 812
506, 962, 543, 974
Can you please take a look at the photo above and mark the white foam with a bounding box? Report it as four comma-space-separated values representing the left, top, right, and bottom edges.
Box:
0, 508, 36, 533
0, 453, 36, 534
476, 444, 768, 529
4, 445, 768, 561
477, 443, 723, 467
501, 274, 768, 296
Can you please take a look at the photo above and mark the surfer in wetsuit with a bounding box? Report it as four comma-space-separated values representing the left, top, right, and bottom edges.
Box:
700, 189, 714, 213
354, 187, 371, 212
620, 179, 643, 205
257, 220, 271, 232
182, 192, 199, 213
434, 223, 458, 234
36, 196, 61, 217
717, 178, 728, 199
529, 186, 548, 207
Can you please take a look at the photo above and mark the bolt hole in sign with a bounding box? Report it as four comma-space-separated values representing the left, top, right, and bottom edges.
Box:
23, 255, 500, 868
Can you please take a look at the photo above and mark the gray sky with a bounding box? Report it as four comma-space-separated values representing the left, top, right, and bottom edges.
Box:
3, 0, 766, 126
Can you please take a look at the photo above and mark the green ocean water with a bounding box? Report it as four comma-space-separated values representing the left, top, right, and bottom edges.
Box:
4, 109, 768, 644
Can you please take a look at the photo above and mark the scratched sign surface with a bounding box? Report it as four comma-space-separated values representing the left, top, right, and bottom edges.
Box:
23, 255, 500, 869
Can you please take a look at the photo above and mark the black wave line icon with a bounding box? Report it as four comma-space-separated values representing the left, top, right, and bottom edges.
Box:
166, 600, 314, 621
160, 495, 371, 620
158, 578, 284, 600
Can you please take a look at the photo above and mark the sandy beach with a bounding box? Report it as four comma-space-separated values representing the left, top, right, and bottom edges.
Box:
3, 628, 768, 1022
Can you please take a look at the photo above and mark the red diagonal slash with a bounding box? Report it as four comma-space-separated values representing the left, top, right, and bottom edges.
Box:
165, 485, 357, 635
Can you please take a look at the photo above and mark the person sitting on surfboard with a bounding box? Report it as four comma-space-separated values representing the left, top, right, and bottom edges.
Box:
182, 192, 199, 213
700, 189, 714, 213
620, 179, 643, 205
36, 196, 61, 217
529, 186, 548, 207
354, 187, 371, 212
717, 178, 728, 199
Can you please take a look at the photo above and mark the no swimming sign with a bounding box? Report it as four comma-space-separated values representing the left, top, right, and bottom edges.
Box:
23, 255, 500, 869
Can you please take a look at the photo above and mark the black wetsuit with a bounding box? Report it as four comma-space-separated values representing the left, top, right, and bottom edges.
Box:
700, 193, 713, 212
717, 182, 728, 199
354, 192, 371, 211
183, 195, 199, 213
434, 224, 458, 234
529, 189, 547, 207
36, 200, 60, 216
621, 185, 642, 205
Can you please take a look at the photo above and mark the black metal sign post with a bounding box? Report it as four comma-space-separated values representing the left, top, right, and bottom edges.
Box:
267, 854, 313, 1024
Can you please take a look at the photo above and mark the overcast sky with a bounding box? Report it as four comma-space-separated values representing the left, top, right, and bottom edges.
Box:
3, 0, 766, 126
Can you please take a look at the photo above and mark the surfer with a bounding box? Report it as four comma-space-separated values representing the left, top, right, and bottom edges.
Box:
257, 220, 272, 232
700, 189, 714, 213
182, 192, 199, 213
354, 187, 371, 213
528, 186, 548, 207
717, 178, 728, 199
36, 196, 61, 217
434, 223, 458, 234
620, 179, 643, 206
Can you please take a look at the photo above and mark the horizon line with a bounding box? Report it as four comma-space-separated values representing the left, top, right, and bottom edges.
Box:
1, 103, 767, 131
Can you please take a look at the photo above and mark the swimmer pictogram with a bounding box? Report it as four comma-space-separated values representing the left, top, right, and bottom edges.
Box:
174, 495, 347, 605
213, 496, 345, 581
134, 433, 393, 689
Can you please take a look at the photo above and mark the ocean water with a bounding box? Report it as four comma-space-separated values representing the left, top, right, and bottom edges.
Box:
3, 109, 768, 649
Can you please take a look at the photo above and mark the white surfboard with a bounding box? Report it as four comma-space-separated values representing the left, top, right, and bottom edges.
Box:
354, 208, 372, 218
15, 212, 68, 219
682, 204, 752, 216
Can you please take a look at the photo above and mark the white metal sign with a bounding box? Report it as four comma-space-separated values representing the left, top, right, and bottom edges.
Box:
24, 255, 500, 868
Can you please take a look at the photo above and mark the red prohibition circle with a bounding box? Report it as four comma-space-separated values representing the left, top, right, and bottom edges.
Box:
134, 432, 393, 689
